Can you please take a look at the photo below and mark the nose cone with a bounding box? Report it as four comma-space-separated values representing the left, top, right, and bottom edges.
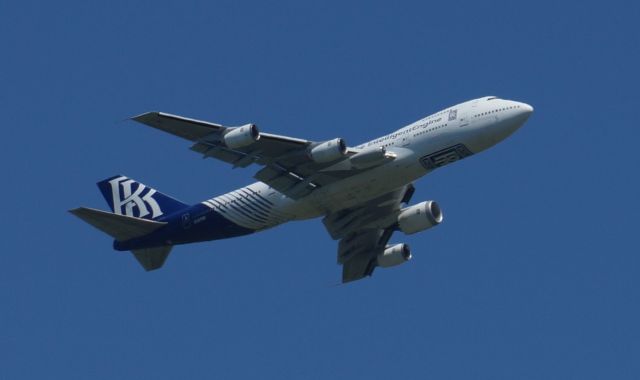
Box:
511, 101, 534, 126
520, 102, 534, 117
490, 100, 533, 143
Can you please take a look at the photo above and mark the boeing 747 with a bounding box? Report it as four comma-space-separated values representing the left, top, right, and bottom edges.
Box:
71, 96, 533, 282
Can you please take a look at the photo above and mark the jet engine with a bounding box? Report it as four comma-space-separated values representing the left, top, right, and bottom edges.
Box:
349, 146, 397, 169
309, 138, 347, 163
398, 201, 443, 235
223, 124, 260, 149
377, 243, 412, 268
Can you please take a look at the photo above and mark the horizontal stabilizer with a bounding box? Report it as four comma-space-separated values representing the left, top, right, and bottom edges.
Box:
132, 246, 173, 271
69, 207, 166, 241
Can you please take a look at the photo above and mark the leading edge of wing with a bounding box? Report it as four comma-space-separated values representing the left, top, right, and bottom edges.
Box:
131, 111, 224, 141
132, 112, 314, 150
259, 132, 309, 146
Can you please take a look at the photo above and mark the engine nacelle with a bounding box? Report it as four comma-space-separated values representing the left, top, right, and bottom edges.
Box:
349, 146, 396, 169
398, 201, 443, 235
309, 138, 347, 163
223, 124, 260, 149
377, 243, 412, 268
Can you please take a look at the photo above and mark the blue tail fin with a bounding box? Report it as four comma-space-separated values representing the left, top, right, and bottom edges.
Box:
97, 175, 189, 220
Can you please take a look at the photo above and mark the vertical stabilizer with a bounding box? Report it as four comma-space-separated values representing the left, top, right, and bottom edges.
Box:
97, 175, 189, 220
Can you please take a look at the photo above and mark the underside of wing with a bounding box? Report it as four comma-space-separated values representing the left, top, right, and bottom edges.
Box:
132, 112, 224, 141
325, 185, 415, 283
131, 111, 395, 199
340, 228, 395, 283
323, 184, 414, 240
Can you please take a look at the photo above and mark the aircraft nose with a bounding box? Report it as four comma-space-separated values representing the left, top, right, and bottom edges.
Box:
481, 99, 533, 146
497, 100, 533, 137
513, 101, 533, 123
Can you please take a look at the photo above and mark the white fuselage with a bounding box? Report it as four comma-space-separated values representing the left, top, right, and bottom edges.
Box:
200, 96, 533, 231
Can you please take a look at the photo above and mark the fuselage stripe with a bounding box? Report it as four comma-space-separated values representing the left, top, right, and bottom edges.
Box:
243, 191, 290, 219
243, 199, 272, 215
254, 193, 275, 206
205, 194, 261, 228
239, 188, 284, 220
221, 193, 269, 227
232, 197, 271, 220
223, 199, 266, 225
230, 201, 269, 222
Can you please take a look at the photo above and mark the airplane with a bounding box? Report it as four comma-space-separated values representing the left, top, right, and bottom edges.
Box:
70, 96, 533, 283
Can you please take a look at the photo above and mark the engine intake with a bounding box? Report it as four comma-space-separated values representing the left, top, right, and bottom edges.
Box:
377, 243, 412, 268
223, 124, 260, 149
309, 138, 347, 163
398, 201, 443, 235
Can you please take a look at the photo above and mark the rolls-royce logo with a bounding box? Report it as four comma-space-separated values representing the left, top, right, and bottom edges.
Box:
108, 176, 163, 218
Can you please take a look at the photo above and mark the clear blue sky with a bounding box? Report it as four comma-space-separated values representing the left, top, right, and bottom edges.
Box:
2, 1, 639, 378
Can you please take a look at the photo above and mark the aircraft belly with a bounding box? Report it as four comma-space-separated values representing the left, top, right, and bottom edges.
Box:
308, 159, 424, 213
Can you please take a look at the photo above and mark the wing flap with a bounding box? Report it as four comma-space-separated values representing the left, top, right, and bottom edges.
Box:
342, 251, 377, 283
190, 142, 249, 166
323, 185, 412, 240
131, 111, 370, 198
339, 227, 398, 283
254, 165, 317, 199
327, 185, 415, 283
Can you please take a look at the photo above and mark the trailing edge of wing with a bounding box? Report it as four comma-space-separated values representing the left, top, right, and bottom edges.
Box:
342, 251, 377, 283
130, 111, 374, 200
327, 185, 415, 283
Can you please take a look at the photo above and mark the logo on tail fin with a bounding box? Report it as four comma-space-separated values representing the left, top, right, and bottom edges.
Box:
109, 176, 163, 218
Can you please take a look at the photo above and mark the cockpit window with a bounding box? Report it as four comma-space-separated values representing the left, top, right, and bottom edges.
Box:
486, 96, 498, 101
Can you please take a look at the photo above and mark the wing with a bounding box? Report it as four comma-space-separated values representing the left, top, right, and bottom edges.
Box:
323, 184, 415, 283
132, 112, 394, 199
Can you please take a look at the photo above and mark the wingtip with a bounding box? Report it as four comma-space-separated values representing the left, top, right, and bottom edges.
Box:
130, 111, 159, 122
